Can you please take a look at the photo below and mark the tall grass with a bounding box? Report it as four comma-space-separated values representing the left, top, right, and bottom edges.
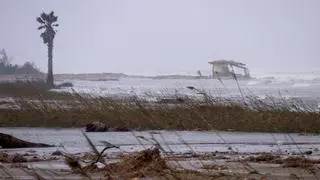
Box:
0, 81, 320, 133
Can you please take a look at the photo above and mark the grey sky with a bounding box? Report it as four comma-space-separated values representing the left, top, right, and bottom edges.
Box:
1, 0, 319, 75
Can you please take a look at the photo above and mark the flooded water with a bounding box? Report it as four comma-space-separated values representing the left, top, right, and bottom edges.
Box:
1, 128, 320, 157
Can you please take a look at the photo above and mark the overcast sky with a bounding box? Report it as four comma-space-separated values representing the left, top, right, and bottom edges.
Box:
1, 0, 319, 75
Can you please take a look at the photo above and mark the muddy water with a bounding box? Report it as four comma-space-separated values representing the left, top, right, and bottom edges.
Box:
1, 128, 320, 157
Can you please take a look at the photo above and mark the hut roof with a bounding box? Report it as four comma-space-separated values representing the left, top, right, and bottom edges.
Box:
208, 60, 246, 67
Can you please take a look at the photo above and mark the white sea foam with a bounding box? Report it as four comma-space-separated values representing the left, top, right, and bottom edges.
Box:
54, 72, 320, 103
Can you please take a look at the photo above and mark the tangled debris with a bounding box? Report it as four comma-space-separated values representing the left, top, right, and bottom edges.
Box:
0, 152, 58, 163
244, 153, 320, 169
103, 147, 167, 178
244, 153, 282, 163
99, 147, 229, 179
0, 153, 27, 163
64, 155, 93, 179
282, 156, 320, 168
63, 147, 168, 179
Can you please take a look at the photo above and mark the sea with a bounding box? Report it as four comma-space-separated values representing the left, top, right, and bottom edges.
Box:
54, 72, 320, 108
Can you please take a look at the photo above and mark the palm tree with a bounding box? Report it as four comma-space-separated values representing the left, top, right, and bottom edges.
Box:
37, 11, 58, 87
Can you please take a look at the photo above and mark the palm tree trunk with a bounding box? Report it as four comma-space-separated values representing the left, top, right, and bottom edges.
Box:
47, 40, 54, 87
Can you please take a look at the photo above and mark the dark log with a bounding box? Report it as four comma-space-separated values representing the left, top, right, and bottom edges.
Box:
85, 121, 108, 132
0, 133, 53, 149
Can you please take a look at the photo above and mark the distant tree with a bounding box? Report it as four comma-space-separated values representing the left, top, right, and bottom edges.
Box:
0, 49, 10, 74
37, 11, 58, 87
0, 49, 9, 66
0, 48, 41, 75
17, 61, 41, 74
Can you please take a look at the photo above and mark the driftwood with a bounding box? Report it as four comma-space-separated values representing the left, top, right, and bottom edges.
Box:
85, 121, 108, 132
85, 121, 130, 132
0, 133, 53, 149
